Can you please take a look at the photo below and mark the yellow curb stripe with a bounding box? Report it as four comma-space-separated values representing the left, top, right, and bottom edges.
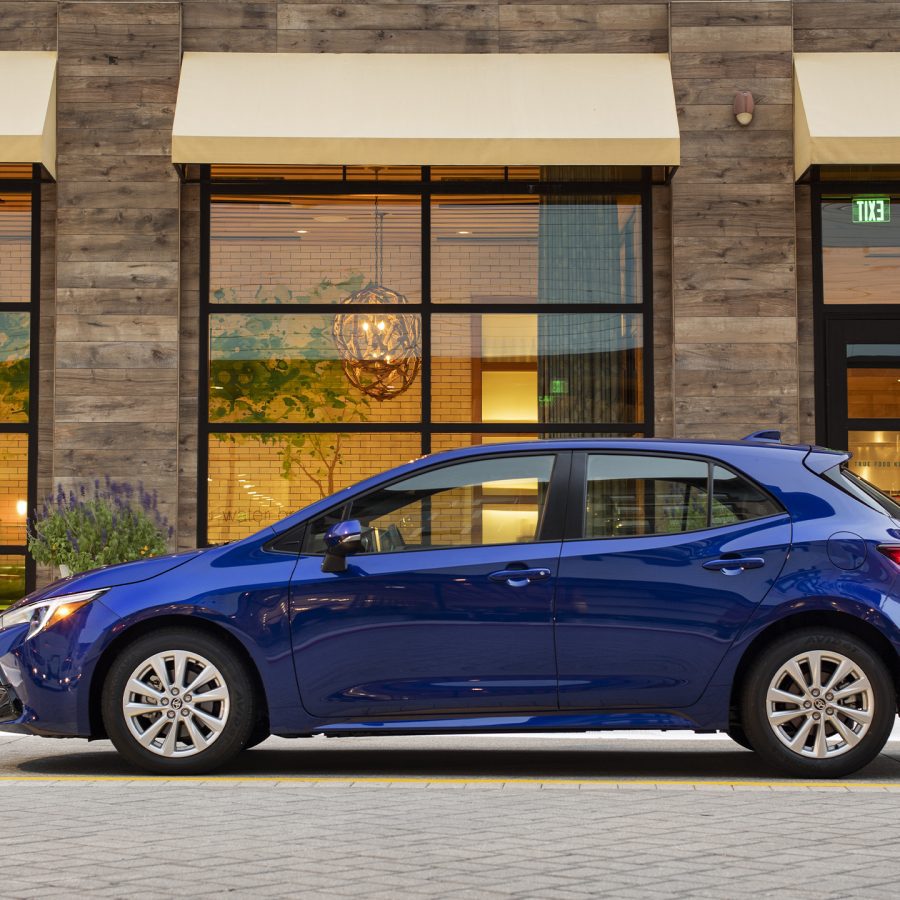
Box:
0, 774, 897, 788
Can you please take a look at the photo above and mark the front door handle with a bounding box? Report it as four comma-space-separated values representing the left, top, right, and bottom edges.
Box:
702, 557, 766, 575
489, 568, 552, 587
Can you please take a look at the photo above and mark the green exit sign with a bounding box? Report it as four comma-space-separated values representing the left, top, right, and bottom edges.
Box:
852, 196, 891, 223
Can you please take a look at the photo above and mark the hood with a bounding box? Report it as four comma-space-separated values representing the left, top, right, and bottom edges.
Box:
9, 549, 208, 610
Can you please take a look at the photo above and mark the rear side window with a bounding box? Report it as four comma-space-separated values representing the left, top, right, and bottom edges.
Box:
824, 465, 900, 518
711, 465, 783, 525
585, 454, 783, 539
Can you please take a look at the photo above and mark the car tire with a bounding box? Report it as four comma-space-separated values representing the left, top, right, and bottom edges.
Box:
102, 628, 257, 775
726, 722, 753, 751
741, 628, 895, 778
243, 720, 270, 751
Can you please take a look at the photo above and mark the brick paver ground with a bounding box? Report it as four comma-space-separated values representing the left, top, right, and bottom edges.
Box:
2, 731, 900, 898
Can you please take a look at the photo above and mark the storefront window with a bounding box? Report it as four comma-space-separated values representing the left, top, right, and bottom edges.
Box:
203, 167, 651, 543
431, 313, 642, 424
847, 431, 900, 504
846, 344, 900, 419
822, 194, 900, 304
431, 195, 642, 305
207, 432, 421, 545
0, 173, 36, 596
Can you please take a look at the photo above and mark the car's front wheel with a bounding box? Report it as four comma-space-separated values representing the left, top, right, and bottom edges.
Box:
741, 628, 895, 778
102, 628, 256, 775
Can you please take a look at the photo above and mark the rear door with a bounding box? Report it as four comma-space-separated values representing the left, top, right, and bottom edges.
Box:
554, 452, 792, 710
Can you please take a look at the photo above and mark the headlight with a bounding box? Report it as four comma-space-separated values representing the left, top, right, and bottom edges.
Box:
0, 590, 106, 641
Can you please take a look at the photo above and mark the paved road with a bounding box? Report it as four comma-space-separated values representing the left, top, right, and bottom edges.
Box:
3, 730, 900, 898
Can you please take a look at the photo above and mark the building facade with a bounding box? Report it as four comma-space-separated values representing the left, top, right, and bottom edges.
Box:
0, 0, 898, 593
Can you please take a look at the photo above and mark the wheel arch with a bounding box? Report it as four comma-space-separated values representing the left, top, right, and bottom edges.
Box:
87, 614, 270, 740
728, 609, 900, 729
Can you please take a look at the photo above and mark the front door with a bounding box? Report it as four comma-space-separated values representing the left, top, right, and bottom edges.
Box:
555, 452, 792, 710
290, 452, 566, 719
824, 320, 900, 505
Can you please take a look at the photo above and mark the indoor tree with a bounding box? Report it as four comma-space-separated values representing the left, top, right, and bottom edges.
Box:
208, 275, 370, 499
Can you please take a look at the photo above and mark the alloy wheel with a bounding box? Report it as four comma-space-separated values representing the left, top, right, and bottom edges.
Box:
122, 649, 231, 758
766, 650, 873, 759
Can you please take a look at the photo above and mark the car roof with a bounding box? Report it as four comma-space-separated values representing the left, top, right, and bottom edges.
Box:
423, 437, 815, 453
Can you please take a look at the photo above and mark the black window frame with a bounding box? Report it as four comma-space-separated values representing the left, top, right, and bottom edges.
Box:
200, 165, 654, 547
566, 451, 786, 542
0, 165, 41, 594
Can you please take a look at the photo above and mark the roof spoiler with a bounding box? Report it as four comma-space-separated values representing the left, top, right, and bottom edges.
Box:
803, 447, 851, 475
742, 430, 782, 443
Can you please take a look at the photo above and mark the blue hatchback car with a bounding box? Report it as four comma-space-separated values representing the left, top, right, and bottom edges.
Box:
1, 435, 899, 777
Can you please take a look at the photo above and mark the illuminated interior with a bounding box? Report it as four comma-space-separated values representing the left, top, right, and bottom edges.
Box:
205, 167, 647, 543
0, 187, 31, 599
847, 431, 900, 501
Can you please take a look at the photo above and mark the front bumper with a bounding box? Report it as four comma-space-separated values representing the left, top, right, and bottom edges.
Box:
0, 598, 122, 737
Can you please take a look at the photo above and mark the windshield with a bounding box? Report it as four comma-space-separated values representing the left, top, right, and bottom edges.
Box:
824, 465, 900, 519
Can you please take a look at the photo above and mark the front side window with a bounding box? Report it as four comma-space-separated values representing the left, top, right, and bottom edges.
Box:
303, 454, 556, 554
585, 455, 782, 539
202, 166, 652, 545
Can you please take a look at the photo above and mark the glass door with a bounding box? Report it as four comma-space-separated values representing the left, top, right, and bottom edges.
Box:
825, 320, 900, 504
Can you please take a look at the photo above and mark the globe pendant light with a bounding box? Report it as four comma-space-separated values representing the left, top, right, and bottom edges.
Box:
332, 189, 421, 401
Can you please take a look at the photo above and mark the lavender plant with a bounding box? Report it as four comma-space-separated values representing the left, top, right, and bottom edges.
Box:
28, 478, 174, 575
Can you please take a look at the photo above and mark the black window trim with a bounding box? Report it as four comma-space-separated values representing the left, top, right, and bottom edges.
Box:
265, 449, 571, 557
565, 450, 788, 543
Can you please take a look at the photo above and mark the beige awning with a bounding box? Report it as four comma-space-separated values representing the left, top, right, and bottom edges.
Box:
172, 52, 680, 167
0, 51, 56, 178
795, 53, 900, 180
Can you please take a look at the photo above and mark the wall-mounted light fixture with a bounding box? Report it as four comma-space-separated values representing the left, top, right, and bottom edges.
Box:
734, 91, 755, 126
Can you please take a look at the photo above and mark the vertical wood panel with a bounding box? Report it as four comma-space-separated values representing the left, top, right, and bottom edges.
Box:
671, 1, 799, 441
55, 2, 181, 539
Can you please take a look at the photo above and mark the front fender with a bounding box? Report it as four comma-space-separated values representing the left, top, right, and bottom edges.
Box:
94, 575, 307, 736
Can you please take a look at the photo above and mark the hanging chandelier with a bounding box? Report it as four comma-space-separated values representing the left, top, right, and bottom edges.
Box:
332, 192, 421, 401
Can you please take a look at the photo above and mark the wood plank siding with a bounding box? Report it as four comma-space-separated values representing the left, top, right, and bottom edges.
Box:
55, 2, 182, 536
0, 0, 895, 557
671, 1, 799, 441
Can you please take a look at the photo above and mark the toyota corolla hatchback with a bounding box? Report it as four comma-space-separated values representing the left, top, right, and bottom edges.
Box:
1, 435, 900, 777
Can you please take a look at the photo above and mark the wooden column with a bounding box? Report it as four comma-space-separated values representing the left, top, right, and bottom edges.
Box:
670, 1, 799, 441
54, 2, 182, 534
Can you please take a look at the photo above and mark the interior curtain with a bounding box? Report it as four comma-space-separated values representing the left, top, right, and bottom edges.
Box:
537, 166, 641, 435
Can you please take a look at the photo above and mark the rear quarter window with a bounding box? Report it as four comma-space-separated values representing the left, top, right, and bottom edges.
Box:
823, 466, 900, 518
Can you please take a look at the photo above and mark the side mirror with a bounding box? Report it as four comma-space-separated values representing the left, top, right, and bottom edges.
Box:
321, 519, 365, 573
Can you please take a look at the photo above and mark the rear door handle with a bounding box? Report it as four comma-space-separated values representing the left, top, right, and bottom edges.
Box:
702, 557, 766, 575
489, 568, 552, 587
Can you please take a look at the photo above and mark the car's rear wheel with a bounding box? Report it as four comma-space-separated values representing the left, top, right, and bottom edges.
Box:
102, 628, 256, 775
741, 628, 894, 777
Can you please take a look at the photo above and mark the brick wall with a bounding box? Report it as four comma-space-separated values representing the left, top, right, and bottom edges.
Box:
0, 234, 30, 302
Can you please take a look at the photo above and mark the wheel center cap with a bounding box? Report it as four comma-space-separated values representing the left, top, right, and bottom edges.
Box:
814, 698, 826, 710
171, 698, 183, 710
